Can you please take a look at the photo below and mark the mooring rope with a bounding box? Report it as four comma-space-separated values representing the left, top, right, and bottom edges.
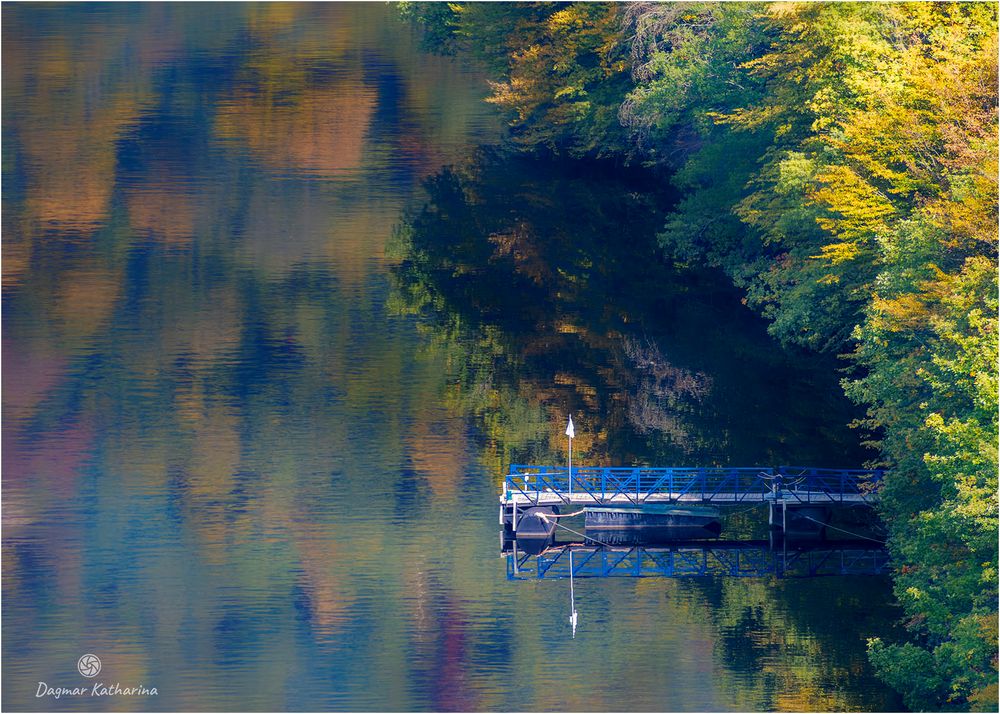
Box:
544, 508, 587, 518
537, 514, 616, 548
800, 515, 887, 544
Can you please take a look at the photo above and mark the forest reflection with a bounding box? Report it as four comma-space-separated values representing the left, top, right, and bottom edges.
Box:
2, 3, 903, 710
391, 150, 873, 473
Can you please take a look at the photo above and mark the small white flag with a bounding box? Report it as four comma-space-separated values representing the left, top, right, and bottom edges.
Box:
566, 415, 575, 439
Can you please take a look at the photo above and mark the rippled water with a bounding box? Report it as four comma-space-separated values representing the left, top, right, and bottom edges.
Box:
3, 4, 901, 711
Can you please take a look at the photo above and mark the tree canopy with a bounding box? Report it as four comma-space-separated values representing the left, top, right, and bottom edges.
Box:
404, 2, 999, 710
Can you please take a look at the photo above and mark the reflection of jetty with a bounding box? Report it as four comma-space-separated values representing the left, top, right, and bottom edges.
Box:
500, 465, 882, 537
504, 540, 890, 580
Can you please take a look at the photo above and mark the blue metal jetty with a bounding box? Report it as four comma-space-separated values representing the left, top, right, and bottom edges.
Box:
505, 541, 890, 580
501, 465, 881, 507
499, 465, 882, 534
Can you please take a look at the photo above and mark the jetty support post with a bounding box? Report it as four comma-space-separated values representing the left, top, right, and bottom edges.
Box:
768, 499, 788, 535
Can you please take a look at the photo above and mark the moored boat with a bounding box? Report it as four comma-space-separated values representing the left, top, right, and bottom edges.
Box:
513, 506, 558, 538
584, 526, 722, 545
585, 504, 722, 536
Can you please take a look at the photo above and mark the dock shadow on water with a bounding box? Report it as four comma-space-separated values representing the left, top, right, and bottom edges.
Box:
3, 3, 902, 711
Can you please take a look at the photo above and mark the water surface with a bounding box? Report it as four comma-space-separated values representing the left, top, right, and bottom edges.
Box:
3, 4, 900, 711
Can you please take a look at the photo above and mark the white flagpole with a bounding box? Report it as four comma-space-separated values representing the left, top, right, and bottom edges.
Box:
566, 414, 575, 495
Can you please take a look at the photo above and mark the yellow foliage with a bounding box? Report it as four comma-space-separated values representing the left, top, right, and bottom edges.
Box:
870, 294, 932, 332
813, 241, 861, 265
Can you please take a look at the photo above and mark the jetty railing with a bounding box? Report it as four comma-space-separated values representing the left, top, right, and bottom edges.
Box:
506, 542, 890, 580
503, 465, 882, 505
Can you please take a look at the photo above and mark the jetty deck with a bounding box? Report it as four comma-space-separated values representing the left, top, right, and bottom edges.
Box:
501, 465, 881, 508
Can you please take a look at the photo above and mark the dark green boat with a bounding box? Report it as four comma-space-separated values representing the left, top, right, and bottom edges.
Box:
585, 504, 722, 535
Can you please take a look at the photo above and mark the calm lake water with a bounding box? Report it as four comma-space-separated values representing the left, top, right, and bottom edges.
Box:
3, 4, 901, 711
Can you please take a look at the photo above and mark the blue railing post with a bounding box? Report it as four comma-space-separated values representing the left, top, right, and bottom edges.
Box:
601, 468, 606, 498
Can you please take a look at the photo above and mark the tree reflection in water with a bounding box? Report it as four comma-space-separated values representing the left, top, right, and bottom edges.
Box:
391, 149, 874, 471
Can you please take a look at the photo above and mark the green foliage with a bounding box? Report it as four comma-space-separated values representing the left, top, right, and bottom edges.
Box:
401, 2, 634, 157
397, 2, 461, 53
626, 4, 998, 708
868, 638, 954, 710
626, 2, 902, 352
850, 252, 999, 711
405, 2, 999, 709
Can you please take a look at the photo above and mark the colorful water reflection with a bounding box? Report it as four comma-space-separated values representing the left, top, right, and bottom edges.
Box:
3, 4, 899, 711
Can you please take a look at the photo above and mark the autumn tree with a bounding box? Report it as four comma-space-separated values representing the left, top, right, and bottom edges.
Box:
404, 2, 999, 708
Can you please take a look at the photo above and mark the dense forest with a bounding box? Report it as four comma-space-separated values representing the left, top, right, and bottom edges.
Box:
400, 2, 998, 711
